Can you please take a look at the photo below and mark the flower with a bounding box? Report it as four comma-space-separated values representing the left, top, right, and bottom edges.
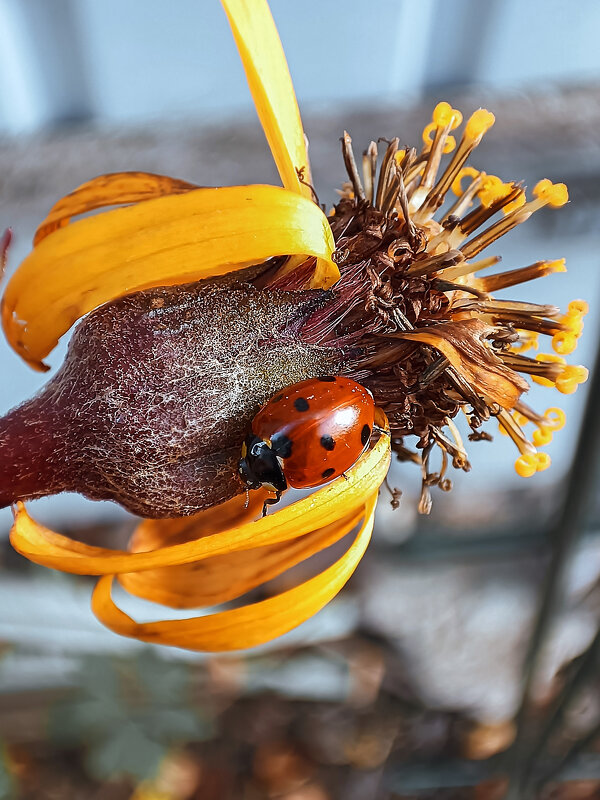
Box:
4, 0, 587, 650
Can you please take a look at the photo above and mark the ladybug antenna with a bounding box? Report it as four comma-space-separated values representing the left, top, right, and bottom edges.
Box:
261, 490, 282, 518
244, 488, 250, 509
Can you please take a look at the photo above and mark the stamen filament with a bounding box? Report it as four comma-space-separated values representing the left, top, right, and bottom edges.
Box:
443, 175, 484, 221
406, 249, 464, 277
496, 408, 535, 456
452, 299, 561, 318
375, 139, 399, 210
458, 184, 524, 238
475, 259, 566, 293
342, 131, 366, 202
460, 207, 531, 260
362, 141, 378, 204
444, 256, 501, 283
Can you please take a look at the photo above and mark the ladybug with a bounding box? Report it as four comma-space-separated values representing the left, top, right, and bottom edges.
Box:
238, 376, 376, 514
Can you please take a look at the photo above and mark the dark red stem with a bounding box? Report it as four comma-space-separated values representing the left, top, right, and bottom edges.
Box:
0, 394, 71, 507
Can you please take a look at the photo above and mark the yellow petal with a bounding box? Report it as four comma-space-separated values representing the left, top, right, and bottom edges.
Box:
34, 172, 198, 245
91, 495, 377, 652
119, 506, 364, 608
10, 412, 390, 575
221, 0, 312, 198
2, 184, 337, 369
127, 488, 270, 551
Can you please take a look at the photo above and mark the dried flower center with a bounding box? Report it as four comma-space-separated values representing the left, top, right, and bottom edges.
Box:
271, 103, 588, 511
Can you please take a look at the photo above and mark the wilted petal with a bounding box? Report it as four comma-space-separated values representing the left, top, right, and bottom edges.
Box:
127, 489, 270, 551
91, 494, 377, 652
34, 171, 198, 245
2, 184, 337, 369
398, 319, 529, 408
120, 505, 365, 608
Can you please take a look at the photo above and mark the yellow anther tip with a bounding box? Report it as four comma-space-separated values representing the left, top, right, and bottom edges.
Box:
533, 427, 553, 447
503, 191, 526, 215
515, 454, 536, 478
568, 299, 589, 315
532, 376, 555, 388
451, 166, 481, 197
422, 122, 436, 147
433, 101, 463, 130
560, 365, 589, 383
544, 407, 566, 431
465, 109, 495, 141
511, 330, 539, 354
442, 135, 456, 154
552, 332, 577, 355
548, 258, 567, 274
533, 179, 569, 207
535, 453, 551, 472
555, 365, 587, 394
555, 378, 577, 395
536, 353, 566, 365
478, 175, 512, 208
563, 313, 584, 336
557, 382, 576, 395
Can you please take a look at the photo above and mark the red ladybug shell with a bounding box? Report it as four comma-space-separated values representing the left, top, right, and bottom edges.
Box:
251, 377, 375, 489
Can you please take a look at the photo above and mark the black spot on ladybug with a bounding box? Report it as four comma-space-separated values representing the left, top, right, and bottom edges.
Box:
322, 467, 336, 479
361, 424, 371, 446
272, 394, 284, 403
317, 376, 336, 382
294, 397, 309, 412
320, 434, 335, 451
271, 434, 293, 459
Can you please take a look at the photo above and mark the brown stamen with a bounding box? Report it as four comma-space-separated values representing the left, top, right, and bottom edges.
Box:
362, 141, 378, 204
495, 408, 536, 455
460, 206, 531, 260
342, 131, 366, 202
406, 249, 464, 277
443, 175, 484, 222
475, 261, 564, 293
375, 138, 399, 210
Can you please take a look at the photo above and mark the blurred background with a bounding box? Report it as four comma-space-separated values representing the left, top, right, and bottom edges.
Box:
1, 0, 600, 797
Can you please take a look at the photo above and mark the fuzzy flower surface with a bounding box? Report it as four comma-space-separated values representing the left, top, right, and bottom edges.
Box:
4, 0, 587, 650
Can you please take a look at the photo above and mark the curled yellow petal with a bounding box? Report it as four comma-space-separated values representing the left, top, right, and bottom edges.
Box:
91, 495, 377, 652
2, 184, 337, 369
9, 419, 391, 575
221, 0, 312, 199
127, 489, 270, 551
120, 505, 365, 609
33, 172, 198, 245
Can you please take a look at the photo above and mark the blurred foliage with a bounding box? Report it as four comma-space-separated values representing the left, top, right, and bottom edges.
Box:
49, 650, 210, 782
0, 743, 16, 800
0, 636, 598, 798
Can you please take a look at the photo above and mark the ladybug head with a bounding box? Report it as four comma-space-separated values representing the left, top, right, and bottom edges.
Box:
238, 434, 288, 493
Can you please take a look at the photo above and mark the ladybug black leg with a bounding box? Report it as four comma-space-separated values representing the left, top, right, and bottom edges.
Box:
262, 490, 282, 517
